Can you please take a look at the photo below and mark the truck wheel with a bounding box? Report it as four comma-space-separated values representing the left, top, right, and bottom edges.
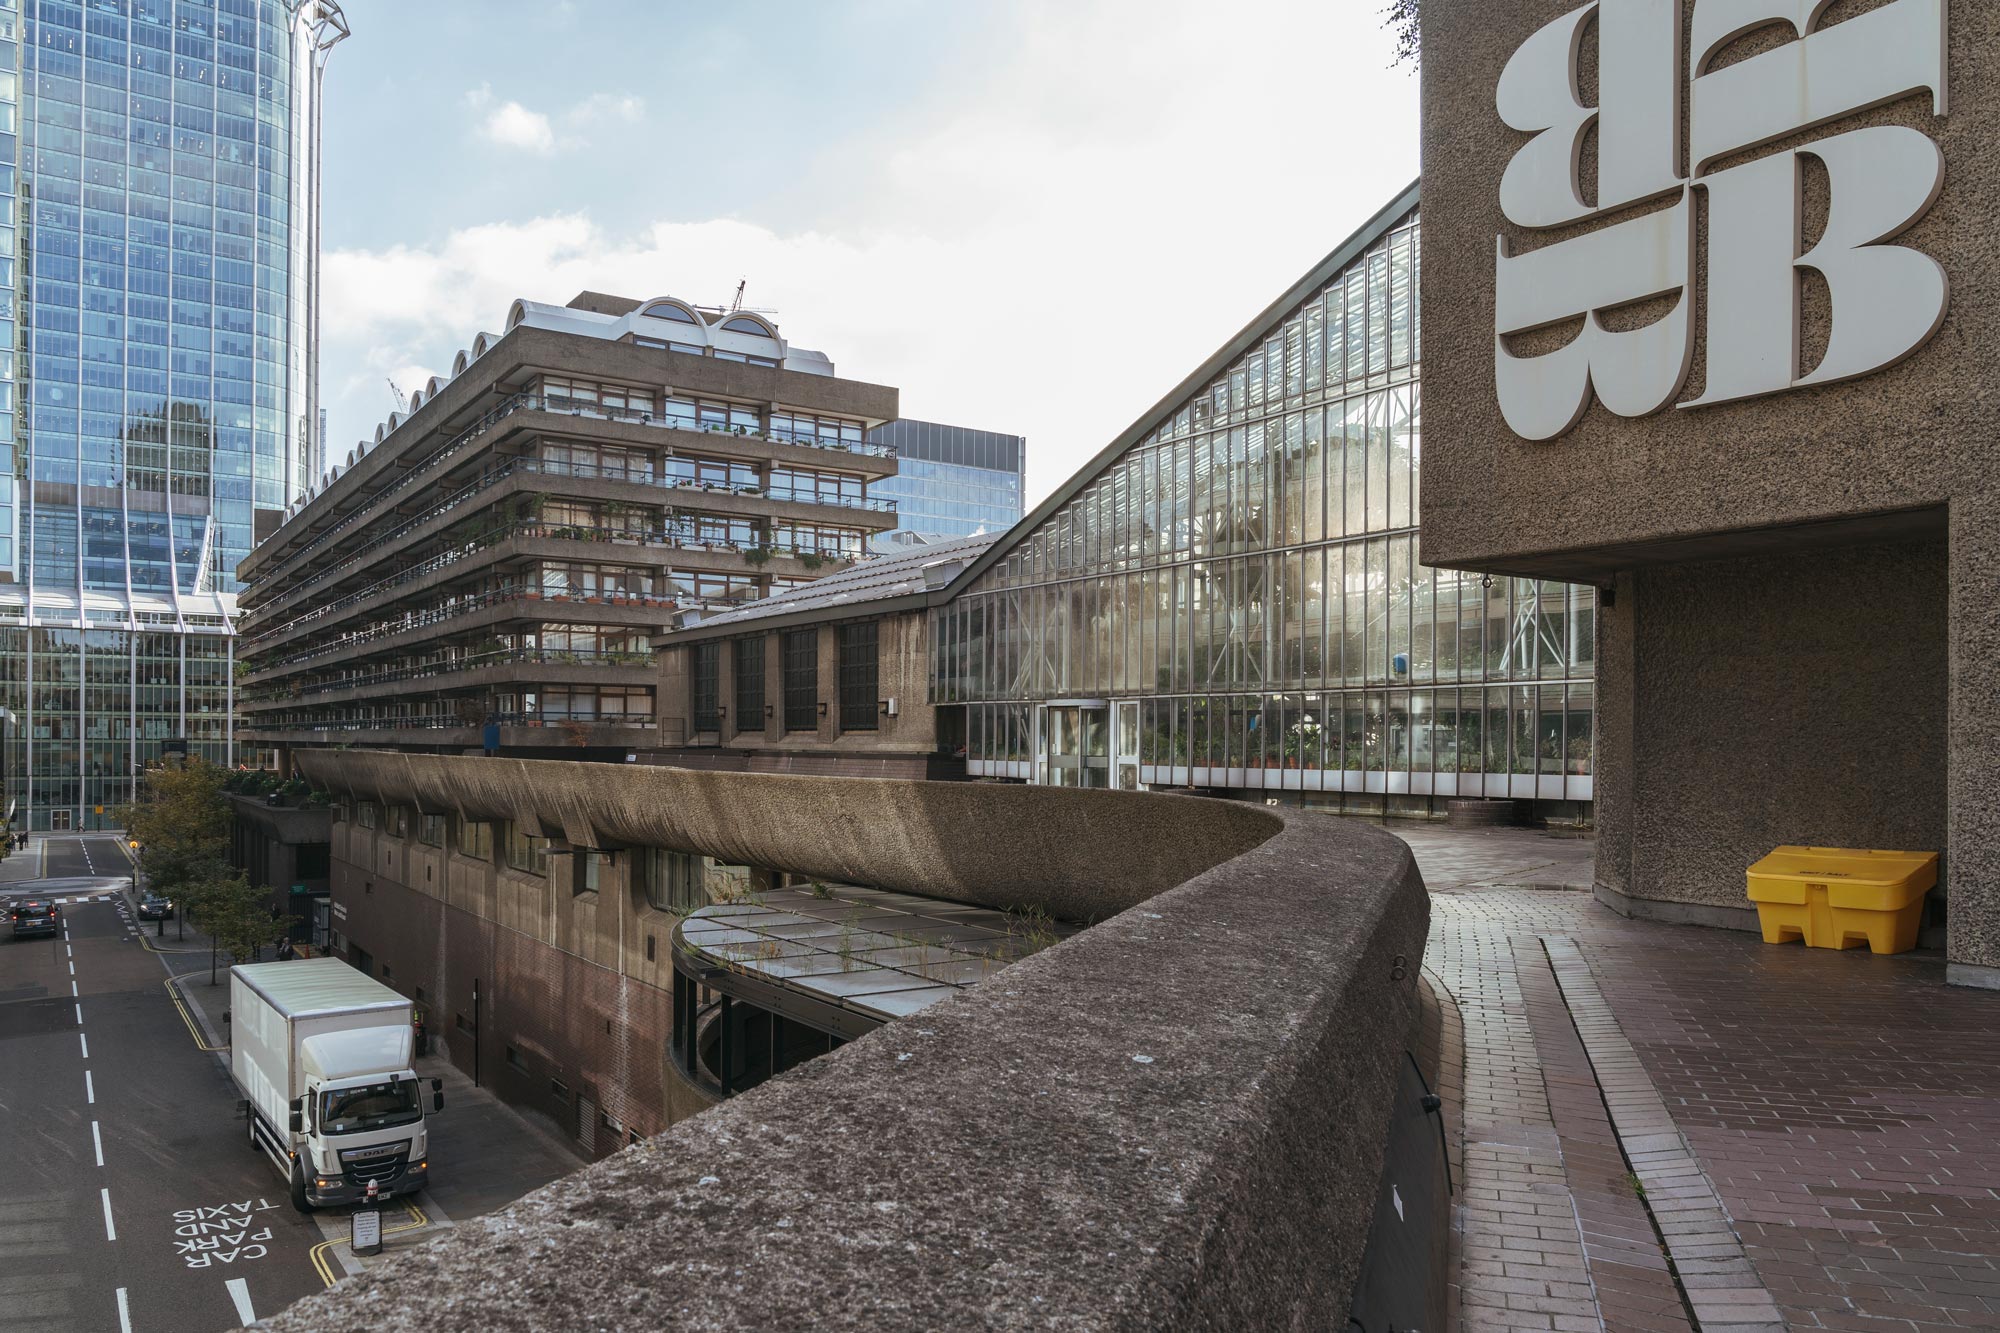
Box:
247, 1115, 258, 1151
289, 1162, 314, 1215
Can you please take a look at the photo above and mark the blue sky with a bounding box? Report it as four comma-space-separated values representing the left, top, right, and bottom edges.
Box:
318, 0, 1420, 503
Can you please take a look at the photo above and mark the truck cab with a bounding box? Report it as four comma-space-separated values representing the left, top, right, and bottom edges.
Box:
287, 1030, 441, 1209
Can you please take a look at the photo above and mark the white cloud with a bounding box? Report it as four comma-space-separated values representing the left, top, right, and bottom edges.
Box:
479, 100, 556, 154
336, 2, 1417, 503
565, 93, 644, 126
462, 85, 642, 155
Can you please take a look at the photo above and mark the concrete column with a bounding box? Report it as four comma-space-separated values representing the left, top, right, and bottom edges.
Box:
657, 645, 690, 747
1948, 496, 2000, 986
816, 625, 838, 743
762, 632, 783, 742
1591, 573, 1636, 906
717, 638, 737, 741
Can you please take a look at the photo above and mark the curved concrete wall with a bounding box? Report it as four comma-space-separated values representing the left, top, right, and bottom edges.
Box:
294, 750, 1277, 922
274, 753, 1429, 1330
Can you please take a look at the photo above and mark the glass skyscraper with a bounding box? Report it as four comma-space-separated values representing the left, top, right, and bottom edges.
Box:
0, 0, 345, 829
867, 418, 1024, 552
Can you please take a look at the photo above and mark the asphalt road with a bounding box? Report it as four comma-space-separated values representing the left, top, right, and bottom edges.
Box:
0, 837, 325, 1332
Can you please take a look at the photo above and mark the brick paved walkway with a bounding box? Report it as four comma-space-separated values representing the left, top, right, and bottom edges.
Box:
1399, 826, 2000, 1333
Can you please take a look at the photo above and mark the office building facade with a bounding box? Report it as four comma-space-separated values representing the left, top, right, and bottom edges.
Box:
867, 418, 1023, 551
937, 188, 1598, 818
0, 0, 347, 828
236, 293, 898, 761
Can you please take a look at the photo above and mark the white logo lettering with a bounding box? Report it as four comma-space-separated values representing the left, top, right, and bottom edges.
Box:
1493, 0, 1949, 439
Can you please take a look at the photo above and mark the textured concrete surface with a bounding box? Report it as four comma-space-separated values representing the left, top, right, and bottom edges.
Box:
296, 750, 1278, 924
261, 774, 1430, 1331
1419, 1, 1997, 974
1600, 539, 1949, 909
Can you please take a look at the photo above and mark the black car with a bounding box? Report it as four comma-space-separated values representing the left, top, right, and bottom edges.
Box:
137, 892, 174, 921
10, 900, 58, 939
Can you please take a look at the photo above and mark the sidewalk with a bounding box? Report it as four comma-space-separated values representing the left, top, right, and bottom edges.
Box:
1403, 825, 2000, 1333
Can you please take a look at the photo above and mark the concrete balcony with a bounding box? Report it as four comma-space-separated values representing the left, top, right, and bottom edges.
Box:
240, 649, 657, 713
267, 751, 1438, 1332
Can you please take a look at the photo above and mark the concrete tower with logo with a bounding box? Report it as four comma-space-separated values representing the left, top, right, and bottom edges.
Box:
1418, 1, 2000, 986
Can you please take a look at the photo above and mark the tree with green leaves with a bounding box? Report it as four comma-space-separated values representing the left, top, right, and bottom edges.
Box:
180, 862, 295, 986
114, 757, 231, 902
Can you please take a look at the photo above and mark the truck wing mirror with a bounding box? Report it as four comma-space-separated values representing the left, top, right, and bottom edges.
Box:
288, 1097, 304, 1134
222, 1009, 230, 1026
432, 1091, 446, 1113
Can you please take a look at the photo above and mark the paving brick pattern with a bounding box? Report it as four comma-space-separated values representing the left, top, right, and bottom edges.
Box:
1406, 827, 2000, 1333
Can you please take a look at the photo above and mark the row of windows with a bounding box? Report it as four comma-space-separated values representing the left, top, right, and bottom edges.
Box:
978, 384, 1419, 590
934, 539, 1596, 703
965, 683, 1595, 781
357, 801, 710, 916
539, 377, 865, 442
688, 624, 882, 739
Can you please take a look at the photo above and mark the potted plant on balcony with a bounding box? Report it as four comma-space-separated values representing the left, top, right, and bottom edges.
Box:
799, 551, 825, 571
743, 546, 772, 566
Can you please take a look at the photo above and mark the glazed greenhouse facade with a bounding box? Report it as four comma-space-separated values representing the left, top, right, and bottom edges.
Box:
932, 187, 1598, 816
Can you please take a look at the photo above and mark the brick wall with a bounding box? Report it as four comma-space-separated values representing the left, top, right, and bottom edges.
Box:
328, 817, 681, 1156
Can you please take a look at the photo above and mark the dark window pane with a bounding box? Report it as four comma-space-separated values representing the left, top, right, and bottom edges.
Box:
838, 621, 879, 731
783, 630, 818, 733
691, 642, 720, 736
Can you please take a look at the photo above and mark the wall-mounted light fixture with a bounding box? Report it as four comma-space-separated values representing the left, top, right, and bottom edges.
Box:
817, 701, 829, 717
765, 704, 774, 718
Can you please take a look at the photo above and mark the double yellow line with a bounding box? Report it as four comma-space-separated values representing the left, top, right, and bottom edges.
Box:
162, 975, 227, 1052
308, 1198, 430, 1286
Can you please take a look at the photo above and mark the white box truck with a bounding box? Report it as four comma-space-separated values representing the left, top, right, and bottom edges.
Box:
230, 957, 443, 1213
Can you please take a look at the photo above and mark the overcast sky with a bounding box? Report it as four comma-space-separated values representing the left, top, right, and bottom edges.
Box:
318, 0, 1420, 504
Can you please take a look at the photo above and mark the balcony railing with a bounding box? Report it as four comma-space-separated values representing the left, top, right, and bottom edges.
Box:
254, 392, 895, 586
244, 584, 682, 680
243, 519, 696, 650
247, 456, 891, 631
241, 709, 661, 735
245, 645, 657, 703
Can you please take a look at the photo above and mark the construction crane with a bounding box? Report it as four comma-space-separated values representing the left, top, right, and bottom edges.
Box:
388, 378, 407, 413
722, 280, 778, 316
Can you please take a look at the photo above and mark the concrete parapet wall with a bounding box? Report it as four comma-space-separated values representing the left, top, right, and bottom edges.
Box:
271, 752, 1430, 1330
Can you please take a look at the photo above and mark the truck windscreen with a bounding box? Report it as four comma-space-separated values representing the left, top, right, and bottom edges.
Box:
320, 1080, 423, 1135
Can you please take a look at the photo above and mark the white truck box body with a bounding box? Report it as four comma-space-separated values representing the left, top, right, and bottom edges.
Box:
230, 958, 412, 1142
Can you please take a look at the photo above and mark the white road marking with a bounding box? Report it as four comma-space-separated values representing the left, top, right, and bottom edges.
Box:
116, 1288, 131, 1333
67, 960, 74, 975
100, 1187, 116, 1240
85, 1070, 94, 1104
74, 1001, 82, 1023
225, 1277, 256, 1325
92, 1120, 103, 1167
79, 1032, 88, 1059
70, 980, 77, 997
65, 942, 71, 957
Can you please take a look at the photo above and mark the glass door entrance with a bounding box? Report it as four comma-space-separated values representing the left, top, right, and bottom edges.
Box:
1042, 703, 1110, 788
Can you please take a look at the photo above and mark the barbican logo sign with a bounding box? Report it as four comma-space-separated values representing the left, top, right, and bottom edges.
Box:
1493, 0, 1950, 441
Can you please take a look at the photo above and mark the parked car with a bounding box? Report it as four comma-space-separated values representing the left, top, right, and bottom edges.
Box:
10, 900, 58, 939
137, 892, 174, 921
